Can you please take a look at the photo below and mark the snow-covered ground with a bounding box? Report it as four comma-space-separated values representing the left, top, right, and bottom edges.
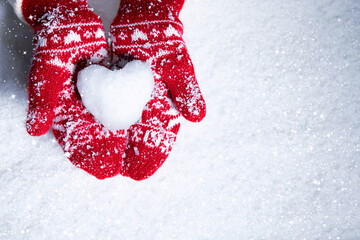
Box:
1, 0, 360, 239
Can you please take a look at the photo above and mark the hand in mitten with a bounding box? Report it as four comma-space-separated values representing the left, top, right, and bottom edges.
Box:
52, 64, 128, 179
120, 66, 181, 180
109, 0, 203, 180
110, 0, 206, 123
17, 0, 108, 136
15, 0, 127, 179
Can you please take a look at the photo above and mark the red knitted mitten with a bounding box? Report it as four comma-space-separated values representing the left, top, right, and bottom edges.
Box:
52, 65, 127, 179
110, 0, 204, 180
18, 0, 109, 136
110, 0, 206, 123
120, 70, 181, 180
17, 0, 127, 179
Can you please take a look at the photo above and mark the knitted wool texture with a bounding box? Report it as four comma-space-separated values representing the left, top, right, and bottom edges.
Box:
21, 0, 127, 179
22, 0, 108, 136
111, 0, 206, 179
119, 73, 180, 180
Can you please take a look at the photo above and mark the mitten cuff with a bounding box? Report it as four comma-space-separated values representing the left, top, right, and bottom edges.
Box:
11, 0, 57, 25
115, 0, 185, 24
12, 0, 94, 29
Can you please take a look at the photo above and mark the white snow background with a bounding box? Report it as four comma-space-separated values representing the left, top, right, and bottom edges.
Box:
1, 0, 360, 239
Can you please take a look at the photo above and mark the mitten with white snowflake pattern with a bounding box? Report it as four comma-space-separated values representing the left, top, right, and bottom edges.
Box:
110, 0, 206, 123
16, 0, 108, 136
110, 0, 204, 180
13, 0, 129, 179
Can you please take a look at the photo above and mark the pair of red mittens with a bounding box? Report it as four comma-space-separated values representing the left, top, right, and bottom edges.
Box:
15, 0, 206, 180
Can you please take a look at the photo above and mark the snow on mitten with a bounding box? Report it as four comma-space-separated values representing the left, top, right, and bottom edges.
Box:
110, 0, 203, 180
120, 70, 181, 180
110, 0, 206, 123
52, 64, 127, 179
15, 0, 109, 136
15, 0, 127, 179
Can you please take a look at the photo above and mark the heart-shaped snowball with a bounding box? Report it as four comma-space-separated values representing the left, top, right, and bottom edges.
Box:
77, 61, 154, 130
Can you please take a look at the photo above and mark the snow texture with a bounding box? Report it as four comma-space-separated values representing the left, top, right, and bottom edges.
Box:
1, 0, 360, 239
77, 61, 154, 130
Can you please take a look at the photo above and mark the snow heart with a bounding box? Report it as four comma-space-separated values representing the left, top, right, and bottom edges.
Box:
77, 61, 154, 130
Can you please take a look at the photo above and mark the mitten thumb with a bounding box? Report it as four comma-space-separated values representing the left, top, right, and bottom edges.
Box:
26, 58, 71, 136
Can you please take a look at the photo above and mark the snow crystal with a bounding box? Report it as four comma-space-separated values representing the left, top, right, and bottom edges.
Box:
133, 147, 139, 156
